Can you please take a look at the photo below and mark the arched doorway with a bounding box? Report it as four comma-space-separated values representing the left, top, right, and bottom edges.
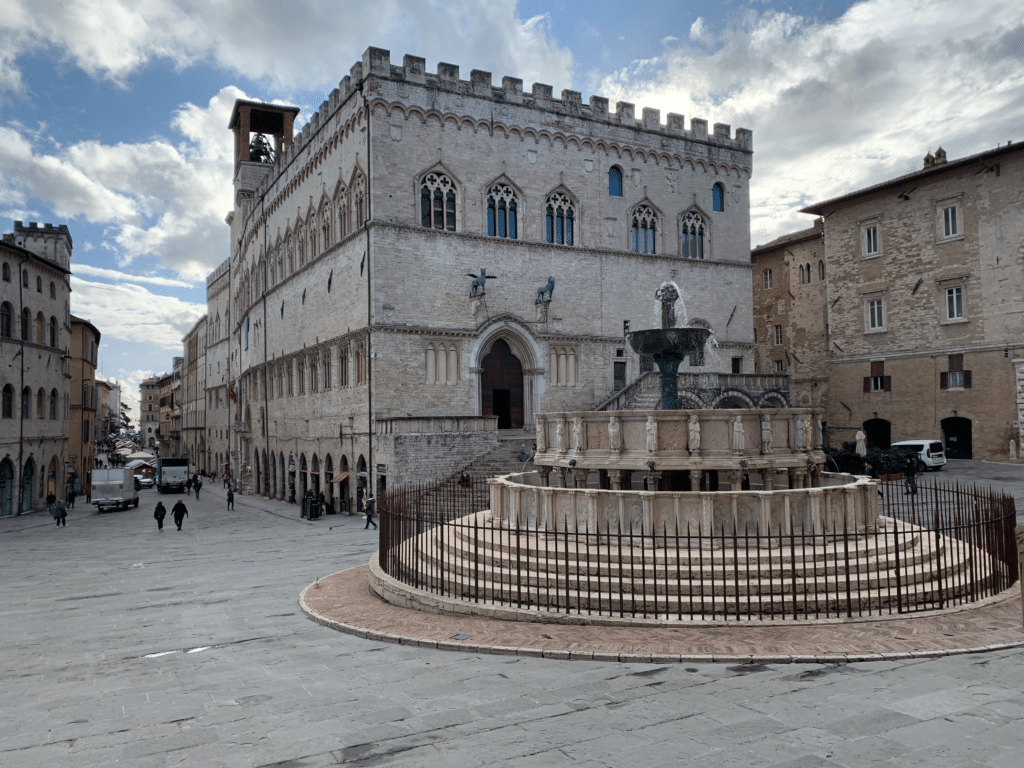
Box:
21, 458, 35, 513
481, 338, 523, 429
311, 454, 320, 495
47, 456, 58, 497
863, 418, 891, 450
0, 459, 13, 516
941, 416, 972, 459
324, 455, 334, 513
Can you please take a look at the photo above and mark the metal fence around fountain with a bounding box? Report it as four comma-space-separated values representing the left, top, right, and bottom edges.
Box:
378, 477, 1018, 621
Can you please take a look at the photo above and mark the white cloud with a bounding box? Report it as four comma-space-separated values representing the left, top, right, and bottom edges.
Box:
71, 277, 206, 350
73, 263, 195, 289
689, 18, 705, 41
594, 0, 1024, 244
0, 1, 572, 95
0, 87, 239, 280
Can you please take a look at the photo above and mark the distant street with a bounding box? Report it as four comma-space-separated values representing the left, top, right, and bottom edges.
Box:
1, 462, 1023, 766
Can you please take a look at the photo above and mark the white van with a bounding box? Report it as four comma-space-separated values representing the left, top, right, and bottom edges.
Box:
891, 440, 947, 470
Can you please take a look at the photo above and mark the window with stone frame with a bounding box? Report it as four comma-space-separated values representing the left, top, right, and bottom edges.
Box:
352, 173, 366, 228
773, 324, 782, 345
22, 269, 28, 288
35, 388, 44, 419
865, 295, 887, 333
49, 388, 58, 419
321, 208, 332, 252
940, 353, 971, 390
286, 361, 294, 396
21, 307, 30, 341
680, 211, 706, 259
336, 188, 349, 239
864, 361, 891, 392
36, 275, 42, 293
937, 198, 963, 242
545, 193, 575, 245
862, 222, 881, 257
322, 352, 331, 390
1, 262, 9, 281
608, 166, 623, 197
49, 316, 57, 347
486, 184, 518, 239
0, 301, 11, 337
549, 345, 578, 386
21, 386, 30, 419
630, 205, 657, 254
310, 354, 319, 393
712, 183, 725, 212
355, 341, 367, 384
818, 260, 825, 281
338, 345, 349, 387
297, 357, 306, 395
420, 172, 456, 231
1, 384, 12, 418
763, 269, 772, 290
944, 285, 966, 321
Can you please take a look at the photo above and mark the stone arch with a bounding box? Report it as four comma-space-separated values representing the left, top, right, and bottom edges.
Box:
470, 319, 542, 430
712, 390, 757, 409
758, 391, 788, 408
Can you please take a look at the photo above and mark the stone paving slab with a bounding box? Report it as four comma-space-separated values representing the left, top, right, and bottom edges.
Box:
301, 565, 1024, 663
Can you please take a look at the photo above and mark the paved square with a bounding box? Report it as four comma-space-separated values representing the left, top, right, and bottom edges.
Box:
1, 460, 1022, 766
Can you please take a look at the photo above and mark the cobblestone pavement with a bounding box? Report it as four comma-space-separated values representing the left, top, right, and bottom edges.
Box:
1, 462, 1022, 767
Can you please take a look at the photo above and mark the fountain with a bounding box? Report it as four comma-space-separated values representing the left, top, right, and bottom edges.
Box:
367, 283, 1018, 627
626, 281, 710, 410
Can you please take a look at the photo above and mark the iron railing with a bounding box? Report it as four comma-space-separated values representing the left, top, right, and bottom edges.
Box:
379, 477, 1018, 621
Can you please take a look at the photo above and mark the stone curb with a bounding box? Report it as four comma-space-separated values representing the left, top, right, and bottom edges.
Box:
298, 571, 1024, 665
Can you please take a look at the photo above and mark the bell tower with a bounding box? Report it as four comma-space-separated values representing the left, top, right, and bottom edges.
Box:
228, 100, 300, 200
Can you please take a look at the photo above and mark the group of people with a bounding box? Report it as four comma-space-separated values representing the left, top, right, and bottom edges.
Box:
153, 499, 189, 531
184, 474, 204, 499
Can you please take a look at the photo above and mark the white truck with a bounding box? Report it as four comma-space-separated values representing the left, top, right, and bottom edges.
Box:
91, 468, 140, 511
157, 457, 189, 494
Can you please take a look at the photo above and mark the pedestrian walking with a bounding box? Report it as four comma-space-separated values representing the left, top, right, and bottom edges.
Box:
223, 472, 229, 489
194, 477, 202, 501
154, 501, 167, 531
52, 501, 67, 527
226, 488, 234, 510
186, 477, 193, 497
904, 457, 918, 495
67, 489, 76, 509
364, 493, 377, 530
46, 492, 56, 515
172, 499, 189, 530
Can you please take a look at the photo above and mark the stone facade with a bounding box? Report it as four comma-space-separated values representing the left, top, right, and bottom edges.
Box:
799, 143, 1024, 459
0, 221, 73, 514
217, 47, 755, 504
750, 219, 828, 408
68, 316, 100, 494
139, 377, 160, 448
182, 316, 208, 473
205, 261, 230, 483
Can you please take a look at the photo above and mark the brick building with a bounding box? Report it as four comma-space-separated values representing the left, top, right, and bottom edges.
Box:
795, 142, 1024, 459
68, 316, 100, 492
217, 47, 757, 503
750, 219, 828, 408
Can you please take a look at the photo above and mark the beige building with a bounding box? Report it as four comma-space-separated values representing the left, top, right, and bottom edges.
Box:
797, 143, 1024, 459
750, 220, 828, 408
139, 377, 160, 448
182, 316, 207, 472
218, 47, 756, 504
157, 372, 174, 457
205, 262, 231, 481
68, 316, 100, 493
1, 221, 73, 514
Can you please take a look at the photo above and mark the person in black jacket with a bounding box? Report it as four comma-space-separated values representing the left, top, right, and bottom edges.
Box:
172, 499, 189, 530
904, 458, 918, 496
154, 501, 167, 531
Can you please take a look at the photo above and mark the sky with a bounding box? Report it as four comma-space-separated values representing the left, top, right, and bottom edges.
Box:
2, 0, 1023, 422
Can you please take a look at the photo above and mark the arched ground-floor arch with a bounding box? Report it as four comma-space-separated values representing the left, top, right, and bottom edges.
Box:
471, 320, 542, 430
863, 418, 891, 450
941, 416, 972, 459
0, 459, 14, 516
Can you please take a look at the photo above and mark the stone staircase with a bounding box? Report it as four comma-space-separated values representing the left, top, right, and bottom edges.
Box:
455, 429, 535, 482
386, 514, 988, 620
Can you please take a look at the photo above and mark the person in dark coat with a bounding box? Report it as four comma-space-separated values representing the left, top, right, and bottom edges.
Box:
172, 499, 189, 530
53, 501, 67, 527
154, 501, 167, 531
194, 477, 202, 500
226, 488, 234, 510
185, 477, 193, 497
904, 457, 918, 495
67, 489, 77, 509
364, 493, 377, 530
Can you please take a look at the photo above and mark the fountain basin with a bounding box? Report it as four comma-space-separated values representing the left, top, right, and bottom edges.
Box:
626, 327, 711, 365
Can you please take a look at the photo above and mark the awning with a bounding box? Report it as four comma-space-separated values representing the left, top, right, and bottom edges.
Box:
330, 471, 349, 483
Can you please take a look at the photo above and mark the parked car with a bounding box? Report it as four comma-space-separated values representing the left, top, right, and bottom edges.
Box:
891, 440, 946, 470
134, 474, 154, 488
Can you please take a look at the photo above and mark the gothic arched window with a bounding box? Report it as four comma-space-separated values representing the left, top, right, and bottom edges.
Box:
49, 388, 58, 419
630, 205, 657, 254
608, 167, 623, 197
420, 173, 457, 231
680, 211, 706, 259
1, 262, 9, 282
21, 307, 30, 341
1, 384, 12, 418
712, 183, 725, 212
486, 184, 518, 239
0, 302, 11, 338
49, 316, 57, 347
49, 281, 55, 299
545, 193, 575, 246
